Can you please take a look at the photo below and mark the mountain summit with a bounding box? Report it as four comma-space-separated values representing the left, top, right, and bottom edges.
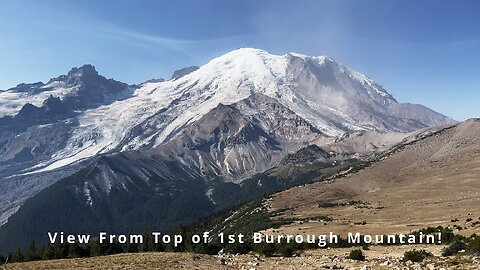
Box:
153, 48, 453, 137
67, 64, 99, 77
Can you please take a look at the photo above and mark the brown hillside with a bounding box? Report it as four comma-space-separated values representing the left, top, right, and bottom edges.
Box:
265, 119, 480, 236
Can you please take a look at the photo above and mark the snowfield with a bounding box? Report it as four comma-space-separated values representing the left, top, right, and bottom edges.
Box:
15, 48, 452, 174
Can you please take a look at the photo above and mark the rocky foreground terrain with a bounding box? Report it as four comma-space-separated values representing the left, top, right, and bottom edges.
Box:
5, 245, 480, 270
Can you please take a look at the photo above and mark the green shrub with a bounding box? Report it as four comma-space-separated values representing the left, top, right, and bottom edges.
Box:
224, 241, 251, 255
348, 249, 365, 261
403, 249, 432, 262
318, 201, 338, 208
278, 244, 296, 257
467, 236, 480, 255
442, 239, 467, 256
254, 242, 275, 257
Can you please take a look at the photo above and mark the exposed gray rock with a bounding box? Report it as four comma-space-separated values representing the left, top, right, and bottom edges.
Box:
170, 66, 199, 80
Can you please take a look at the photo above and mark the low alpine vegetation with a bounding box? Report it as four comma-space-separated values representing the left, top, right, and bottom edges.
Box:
403, 249, 432, 262
348, 249, 365, 261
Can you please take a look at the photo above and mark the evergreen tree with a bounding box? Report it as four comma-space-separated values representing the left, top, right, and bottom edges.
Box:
122, 240, 138, 253
25, 241, 40, 261
40, 244, 55, 260
105, 242, 122, 255
139, 234, 156, 252
11, 249, 24, 263
90, 240, 104, 257
52, 243, 69, 259
67, 244, 83, 258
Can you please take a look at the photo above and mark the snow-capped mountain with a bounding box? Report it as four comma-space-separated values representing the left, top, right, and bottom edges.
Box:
0, 64, 131, 118
0, 48, 455, 246
1, 48, 453, 176
0, 64, 133, 176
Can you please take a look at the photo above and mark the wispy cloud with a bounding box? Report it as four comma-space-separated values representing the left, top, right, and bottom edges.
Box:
93, 23, 261, 62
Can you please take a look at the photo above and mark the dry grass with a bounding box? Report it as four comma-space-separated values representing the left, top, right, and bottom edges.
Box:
265, 120, 480, 237
7, 252, 219, 270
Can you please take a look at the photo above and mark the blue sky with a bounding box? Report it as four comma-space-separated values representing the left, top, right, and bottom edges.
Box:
0, 0, 478, 120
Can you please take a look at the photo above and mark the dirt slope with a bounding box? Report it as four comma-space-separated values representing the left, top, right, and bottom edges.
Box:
267, 119, 480, 236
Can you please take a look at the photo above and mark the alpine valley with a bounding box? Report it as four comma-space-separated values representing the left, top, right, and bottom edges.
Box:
0, 48, 456, 254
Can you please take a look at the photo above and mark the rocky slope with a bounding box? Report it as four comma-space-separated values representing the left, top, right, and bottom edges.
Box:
5, 247, 480, 270
213, 119, 480, 240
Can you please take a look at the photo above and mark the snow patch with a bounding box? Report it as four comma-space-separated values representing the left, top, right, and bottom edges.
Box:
83, 181, 93, 206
